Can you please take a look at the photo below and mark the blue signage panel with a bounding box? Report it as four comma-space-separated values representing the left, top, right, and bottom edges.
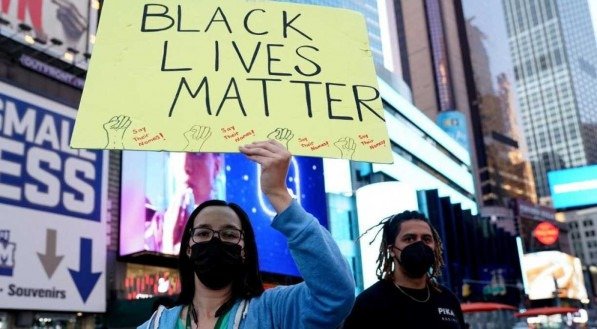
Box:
0, 91, 104, 221
548, 165, 597, 210
1, 82, 106, 312
436, 110, 469, 150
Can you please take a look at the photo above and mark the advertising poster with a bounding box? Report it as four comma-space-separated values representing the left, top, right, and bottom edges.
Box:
522, 251, 588, 301
0, 0, 97, 61
0, 81, 107, 312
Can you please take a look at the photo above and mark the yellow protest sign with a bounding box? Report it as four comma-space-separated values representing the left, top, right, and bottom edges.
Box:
70, 0, 393, 163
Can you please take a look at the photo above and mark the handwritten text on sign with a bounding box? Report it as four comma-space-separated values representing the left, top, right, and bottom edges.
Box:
70, 0, 393, 163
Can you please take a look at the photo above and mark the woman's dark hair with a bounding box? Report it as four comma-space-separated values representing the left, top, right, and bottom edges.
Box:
176, 200, 264, 305
151, 296, 174, 312
373, 210, 444, 290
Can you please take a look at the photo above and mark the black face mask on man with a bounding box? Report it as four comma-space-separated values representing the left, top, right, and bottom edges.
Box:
190, 238, 244, 290
394, 241, 435, 278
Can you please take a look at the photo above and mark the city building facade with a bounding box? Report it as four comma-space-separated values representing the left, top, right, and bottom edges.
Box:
568, 208, 597, 266
393, 0, 537, 211
461, 0, 537, 206
503, 0, 597, 201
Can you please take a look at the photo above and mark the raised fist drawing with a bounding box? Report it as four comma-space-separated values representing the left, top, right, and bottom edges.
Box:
184, 125, 212, 151
334, 137, 356, 160
103, 115, 131, 149
267, 128, 294, 150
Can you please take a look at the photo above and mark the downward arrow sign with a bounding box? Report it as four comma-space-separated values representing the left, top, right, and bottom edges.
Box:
68, 238, 101, 303
37, 229, 64, 278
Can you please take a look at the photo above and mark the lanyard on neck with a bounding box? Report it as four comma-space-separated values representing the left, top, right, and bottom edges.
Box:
185, 306, 192, 329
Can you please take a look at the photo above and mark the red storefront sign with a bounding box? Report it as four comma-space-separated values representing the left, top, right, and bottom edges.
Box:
533, 222, 559, 245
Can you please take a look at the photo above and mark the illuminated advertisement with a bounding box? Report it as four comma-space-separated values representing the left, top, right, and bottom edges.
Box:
0, 0, 98, 66
522, 251, 588, 301
0, 81, 107, 312
436, 110, 469, 150
519, 217, 566, 253
120, 152, 327, 277
124, 264, 180, 300
514, 199, 562, 253
548, 165, 597, 210
533, 222, 559, 246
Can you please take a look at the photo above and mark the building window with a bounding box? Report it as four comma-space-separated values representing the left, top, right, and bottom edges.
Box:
544, 0, 554, 20
539, 55, 549, 71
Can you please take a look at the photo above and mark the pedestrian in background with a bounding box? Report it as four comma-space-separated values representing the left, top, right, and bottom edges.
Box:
342, 210, 465, 328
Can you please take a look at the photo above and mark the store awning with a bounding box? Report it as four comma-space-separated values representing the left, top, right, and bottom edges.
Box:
515, 306, 579, 318
461, 302, 517, 313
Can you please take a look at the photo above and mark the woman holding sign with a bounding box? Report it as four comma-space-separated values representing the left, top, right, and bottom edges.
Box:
139, 139, 355, 329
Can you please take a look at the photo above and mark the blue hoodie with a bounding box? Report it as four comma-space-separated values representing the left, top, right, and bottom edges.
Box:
138, 200, 355, 329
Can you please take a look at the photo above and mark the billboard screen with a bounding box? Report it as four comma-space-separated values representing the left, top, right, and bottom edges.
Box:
0, 0, 98, 67
120, 152, 327, 277
124, 264, 180, 300
0, 81, 107, 312
548, 165, 597, 210
521, 251, 588, 301
436, 110, 469, 150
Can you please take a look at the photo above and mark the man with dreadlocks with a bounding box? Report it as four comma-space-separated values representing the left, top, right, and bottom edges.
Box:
342, 210, 465, 328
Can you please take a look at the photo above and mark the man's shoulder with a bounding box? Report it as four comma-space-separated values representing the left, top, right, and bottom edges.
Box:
435, 283, 458, 297
356, 280, 393, 300
361, 279, 390, 291
432, 284, 462, 306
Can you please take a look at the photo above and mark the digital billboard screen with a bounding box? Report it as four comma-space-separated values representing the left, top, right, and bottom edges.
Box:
521, 251, 588, 301
548, 165, 597, 210
120, 151, 327, 277
0, 0, 98, 67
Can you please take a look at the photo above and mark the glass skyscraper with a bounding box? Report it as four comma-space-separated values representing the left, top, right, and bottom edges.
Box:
461, 0, 537, 205
503, 0, 597, 200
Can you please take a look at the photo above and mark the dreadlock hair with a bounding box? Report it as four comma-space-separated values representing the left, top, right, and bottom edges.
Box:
177, 200, 264, 307
364, 210, 444, 291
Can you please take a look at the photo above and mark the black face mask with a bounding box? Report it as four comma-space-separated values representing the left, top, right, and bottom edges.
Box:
189, 238, 244, 290
395, 241, 435, 279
